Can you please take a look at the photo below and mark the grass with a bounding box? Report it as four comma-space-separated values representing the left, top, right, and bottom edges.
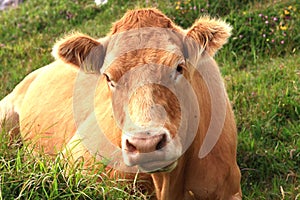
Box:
225, 54, 300, 199
0, 0, 299, 199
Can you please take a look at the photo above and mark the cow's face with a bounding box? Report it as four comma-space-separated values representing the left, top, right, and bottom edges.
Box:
52, 9, 232, 172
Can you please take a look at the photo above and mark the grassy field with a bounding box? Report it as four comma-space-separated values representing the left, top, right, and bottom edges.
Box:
0, 0, 299, 199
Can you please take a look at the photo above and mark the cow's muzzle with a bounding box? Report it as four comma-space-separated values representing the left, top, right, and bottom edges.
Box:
121, 128, 181, 173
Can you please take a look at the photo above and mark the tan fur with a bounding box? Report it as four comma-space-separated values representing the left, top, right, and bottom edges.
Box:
52, 32, 103, 69
110, 8, 180, 34
0, 8, 241, 200
187, 16, 232, 56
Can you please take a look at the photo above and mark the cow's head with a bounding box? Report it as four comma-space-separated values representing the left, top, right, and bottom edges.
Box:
52, 8, 232, 173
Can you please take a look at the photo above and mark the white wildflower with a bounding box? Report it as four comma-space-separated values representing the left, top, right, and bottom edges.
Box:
95, 0, 108, 6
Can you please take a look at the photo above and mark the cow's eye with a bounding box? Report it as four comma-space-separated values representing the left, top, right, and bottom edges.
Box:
176, 65, 184, 75
104, 73, 115, 88
104, 73, 110, 82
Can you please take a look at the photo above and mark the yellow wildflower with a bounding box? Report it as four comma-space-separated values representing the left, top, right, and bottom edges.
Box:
288, 6, 293, 10
284, 9, 290, 15
280, 25, 288, 30
243, 11, 246, 15
176, 5, 180, 10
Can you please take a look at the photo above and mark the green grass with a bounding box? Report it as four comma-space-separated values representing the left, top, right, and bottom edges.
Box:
224, 54, 300, 199
0, 0, 299, 199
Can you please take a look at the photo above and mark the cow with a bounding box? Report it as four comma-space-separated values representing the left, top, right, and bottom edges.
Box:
0, 8, 242, 200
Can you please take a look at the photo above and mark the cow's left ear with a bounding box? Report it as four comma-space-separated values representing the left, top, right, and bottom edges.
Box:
52, 33, 107, 73
186, 17, 232, 56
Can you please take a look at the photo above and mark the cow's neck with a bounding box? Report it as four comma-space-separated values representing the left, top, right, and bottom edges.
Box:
151, 157, 186, 200
151, 173, 170, 200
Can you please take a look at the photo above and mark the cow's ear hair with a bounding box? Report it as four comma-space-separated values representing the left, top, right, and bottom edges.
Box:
186, 16, 232, 56
52, 33, 106, 73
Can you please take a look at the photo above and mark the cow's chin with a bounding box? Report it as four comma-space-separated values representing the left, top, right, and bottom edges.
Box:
138, 160, 178, 173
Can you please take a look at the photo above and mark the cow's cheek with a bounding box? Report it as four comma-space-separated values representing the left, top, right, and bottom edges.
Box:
94, 80, 123, 148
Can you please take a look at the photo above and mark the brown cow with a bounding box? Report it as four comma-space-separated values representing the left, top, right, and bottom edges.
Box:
0, 8, 242, 200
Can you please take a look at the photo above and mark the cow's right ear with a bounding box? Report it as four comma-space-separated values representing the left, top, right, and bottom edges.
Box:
52, 33, 107, 73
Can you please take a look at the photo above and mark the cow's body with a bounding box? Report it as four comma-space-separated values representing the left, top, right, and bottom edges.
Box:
0, 8, 241, 199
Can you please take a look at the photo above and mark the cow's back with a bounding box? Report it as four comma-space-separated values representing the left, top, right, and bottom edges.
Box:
20, 61, 80, 155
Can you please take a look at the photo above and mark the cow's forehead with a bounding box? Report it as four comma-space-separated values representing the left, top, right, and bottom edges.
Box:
101, 27, 185, 73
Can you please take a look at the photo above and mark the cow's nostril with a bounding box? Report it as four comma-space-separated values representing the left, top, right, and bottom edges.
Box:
126, 139, 137, 152
156, 134, 167, 150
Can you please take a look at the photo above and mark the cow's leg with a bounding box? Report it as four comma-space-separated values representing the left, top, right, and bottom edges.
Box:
0, 66, 46, 141
230, 192, 242, 200
227, 164, 242, 200
60, 133, 92, 168
0, 93, 20, 140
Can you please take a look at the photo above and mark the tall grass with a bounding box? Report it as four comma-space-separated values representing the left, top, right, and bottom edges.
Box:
0, 0, 299, 199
